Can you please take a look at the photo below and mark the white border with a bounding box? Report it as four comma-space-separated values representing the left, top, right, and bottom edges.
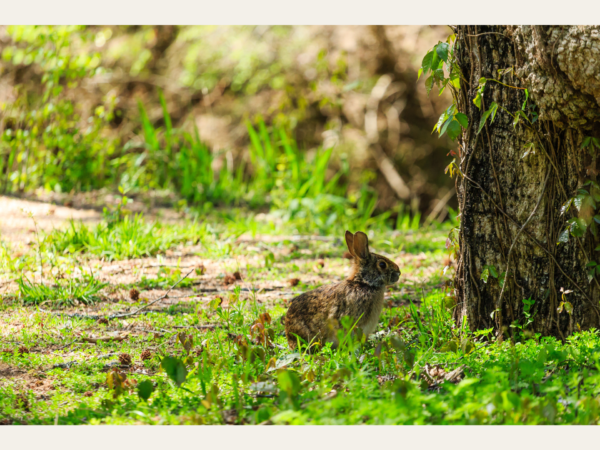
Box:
0, 0, 599, 25
3, 425, 600, 450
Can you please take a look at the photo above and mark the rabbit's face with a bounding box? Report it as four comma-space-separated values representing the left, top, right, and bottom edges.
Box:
372, 253, 401, 285
345, 230, 401, 288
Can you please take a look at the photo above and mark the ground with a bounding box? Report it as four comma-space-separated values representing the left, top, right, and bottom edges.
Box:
2, 195, 600, 425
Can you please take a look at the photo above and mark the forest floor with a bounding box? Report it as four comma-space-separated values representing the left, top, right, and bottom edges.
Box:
1, 195, 600, 425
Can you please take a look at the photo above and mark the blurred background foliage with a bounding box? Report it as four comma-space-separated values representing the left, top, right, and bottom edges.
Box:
0, 25, 454, 228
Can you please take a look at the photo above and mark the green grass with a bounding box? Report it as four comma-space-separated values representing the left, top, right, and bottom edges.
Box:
45, 214, 205, 261
2, 220, 600, 425
16, 273, 105, 306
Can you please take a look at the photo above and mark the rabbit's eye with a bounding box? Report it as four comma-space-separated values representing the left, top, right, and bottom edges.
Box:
378, 261, 387, 269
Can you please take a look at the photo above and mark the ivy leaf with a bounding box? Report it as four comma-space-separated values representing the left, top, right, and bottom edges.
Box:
569, 218, 588, 237
477, 102, 498, 134
425, 76, 434, 94
593, 138, 600, 149
420, 51, 434, 80
531, 111, 539, 123
447, 120, 462, 141
440, 117, 453, 137
436, 42, 449, 62
581, 136, 592, 149
481, 268, 490, 283
473, 78, 487, 109
564, 301, 573, 315
558, 229, 570, 244
455, 113, 468, 129
560, 198, 574, 215
488, 265, 498, 278
430, 50, 440, 72
433, 111, 448, 133
522, 89, 529, 111
433, 68, 445, 82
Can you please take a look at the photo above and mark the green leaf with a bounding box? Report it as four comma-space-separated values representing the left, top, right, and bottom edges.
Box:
439, 117, 453, 137
430, 50, 440, 71
488, 265, 498, 278
581, 136, 592, 149
522, 89, 529, 111
440, 339, 459, 353
564, 301, 573, 315
489, 102, 499, 123
137, 380, 155, 401
558, 229, 570, 244
277, 370, 301, 397
560, 198, 574, 215
455, 113, 468, 129
425, 76, 434, 94
420, 51, 433, 79
569, 218, 588, 238
461, 338, 475, 354
481, 268, 490, 283
161, 356, 188, 387
447, 120, 461, 141
435, 42, 449, 62
433, 112, 448, 133
477, 103, 498, 134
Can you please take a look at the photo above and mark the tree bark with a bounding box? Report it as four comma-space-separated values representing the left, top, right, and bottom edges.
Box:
453, 26, 600, 339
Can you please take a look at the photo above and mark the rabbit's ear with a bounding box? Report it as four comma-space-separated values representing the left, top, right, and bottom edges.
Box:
353, 231, 370, 259
345, 231, 356, 257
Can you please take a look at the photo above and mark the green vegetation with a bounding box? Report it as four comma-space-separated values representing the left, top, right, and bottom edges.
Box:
2, 25, 599, 427
3, 228, 600, 424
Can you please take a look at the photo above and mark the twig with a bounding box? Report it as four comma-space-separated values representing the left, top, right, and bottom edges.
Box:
109, 268, 195, 320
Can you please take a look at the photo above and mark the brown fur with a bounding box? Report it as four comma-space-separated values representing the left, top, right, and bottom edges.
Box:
285, 231, 400, 350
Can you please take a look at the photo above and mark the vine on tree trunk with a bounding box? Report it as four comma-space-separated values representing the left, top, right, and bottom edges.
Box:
420, 26, 600, 340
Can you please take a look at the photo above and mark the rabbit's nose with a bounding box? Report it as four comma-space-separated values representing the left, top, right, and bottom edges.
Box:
391, 271, 400, 283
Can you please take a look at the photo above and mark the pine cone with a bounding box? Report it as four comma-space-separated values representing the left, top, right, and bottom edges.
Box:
119, 353, 132, 366
97, 317, 109, 325
233, 271, 242, 280
17, 346, 29, 355
288, 278, 300, 287
140, 349, 152, 361
83, 391, 93, 397
129, 288, 140, 301
223, 274, 236, 286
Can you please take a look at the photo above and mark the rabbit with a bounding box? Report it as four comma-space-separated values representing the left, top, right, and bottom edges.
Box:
285, 230, 400, 350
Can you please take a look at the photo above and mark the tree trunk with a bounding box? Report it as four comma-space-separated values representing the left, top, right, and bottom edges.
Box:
453, 26, 600, 339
